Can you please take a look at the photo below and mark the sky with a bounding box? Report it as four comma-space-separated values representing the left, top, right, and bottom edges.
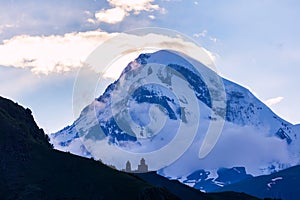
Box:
0, 0, 299, 133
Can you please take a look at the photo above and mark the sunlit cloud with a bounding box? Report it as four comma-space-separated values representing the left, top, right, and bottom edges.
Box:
148, 15, 156, 20
102, 49, 157, 79
86, 32, 218, 81
0, 28, 217, 79
108, 0, 159, 14
71, 30, 218, 118
88, 0, 161, 24
0, 31, 117, 74
265, 96, 284, 107
94, 7, 127, 24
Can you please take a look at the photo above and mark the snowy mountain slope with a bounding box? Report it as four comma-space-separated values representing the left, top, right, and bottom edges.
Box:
50, 50, 300, 191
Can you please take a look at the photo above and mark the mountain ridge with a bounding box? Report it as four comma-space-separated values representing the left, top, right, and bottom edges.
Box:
51, 50, 300, 192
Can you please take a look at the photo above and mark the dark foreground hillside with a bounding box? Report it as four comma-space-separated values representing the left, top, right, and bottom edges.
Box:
0, 96, 259, 200
0, 96, 178, 200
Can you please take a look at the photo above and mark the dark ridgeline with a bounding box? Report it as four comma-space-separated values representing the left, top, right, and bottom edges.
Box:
0, 96, 177, 200
0, 96, 260, 200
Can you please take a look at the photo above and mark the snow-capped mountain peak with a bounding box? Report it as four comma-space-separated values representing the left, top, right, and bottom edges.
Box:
50, 50, 300, 192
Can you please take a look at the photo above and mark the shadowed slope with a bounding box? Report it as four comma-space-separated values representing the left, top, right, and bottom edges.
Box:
0, 96, 178, 200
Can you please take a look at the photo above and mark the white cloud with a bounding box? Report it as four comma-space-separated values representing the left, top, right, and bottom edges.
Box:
0, 29, 217, 79
148, 15, 156, 20
71, 30, 218, 118
265, 96, 284, 106
0, 31, 116, 74
193, 30, 219, 43
89, 0, 161, 24
85, 32, 218, 80
108, 0, 160, 14
95, 7, 127, 24
209, 36, 217, 43
0, 24, 16, 34
193, 30, 207, 38
0, 28, 219, 134
204, 124, 295, 175
163, 123, 296, 177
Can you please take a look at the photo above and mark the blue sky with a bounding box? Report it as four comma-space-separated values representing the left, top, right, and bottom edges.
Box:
0, 0, 299, 133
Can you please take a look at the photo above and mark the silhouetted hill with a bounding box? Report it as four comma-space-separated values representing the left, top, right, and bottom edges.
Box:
0, 96, 177, 200
0, 96, 260, 200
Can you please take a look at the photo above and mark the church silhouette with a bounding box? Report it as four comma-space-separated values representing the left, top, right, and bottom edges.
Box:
124, 158, 148, 173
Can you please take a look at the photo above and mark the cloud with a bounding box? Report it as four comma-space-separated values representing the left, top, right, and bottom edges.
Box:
148, 15, 156, 20
209, 36, 217, 43
89, 0, 161, 24
203, 124, 295, 175
193, 30, 207, 38
108, 0, 160, 14
193, 30, 219, 43
0, 28, 217, 78
0, 31, 116, 74
94, 7, 127, 24
0, 28, 219, 127
68, 30, 218, 118
265, 96, 284, 106
0, 24, 16, 34
84, 31, 218, 81
163, 123, 296, 177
